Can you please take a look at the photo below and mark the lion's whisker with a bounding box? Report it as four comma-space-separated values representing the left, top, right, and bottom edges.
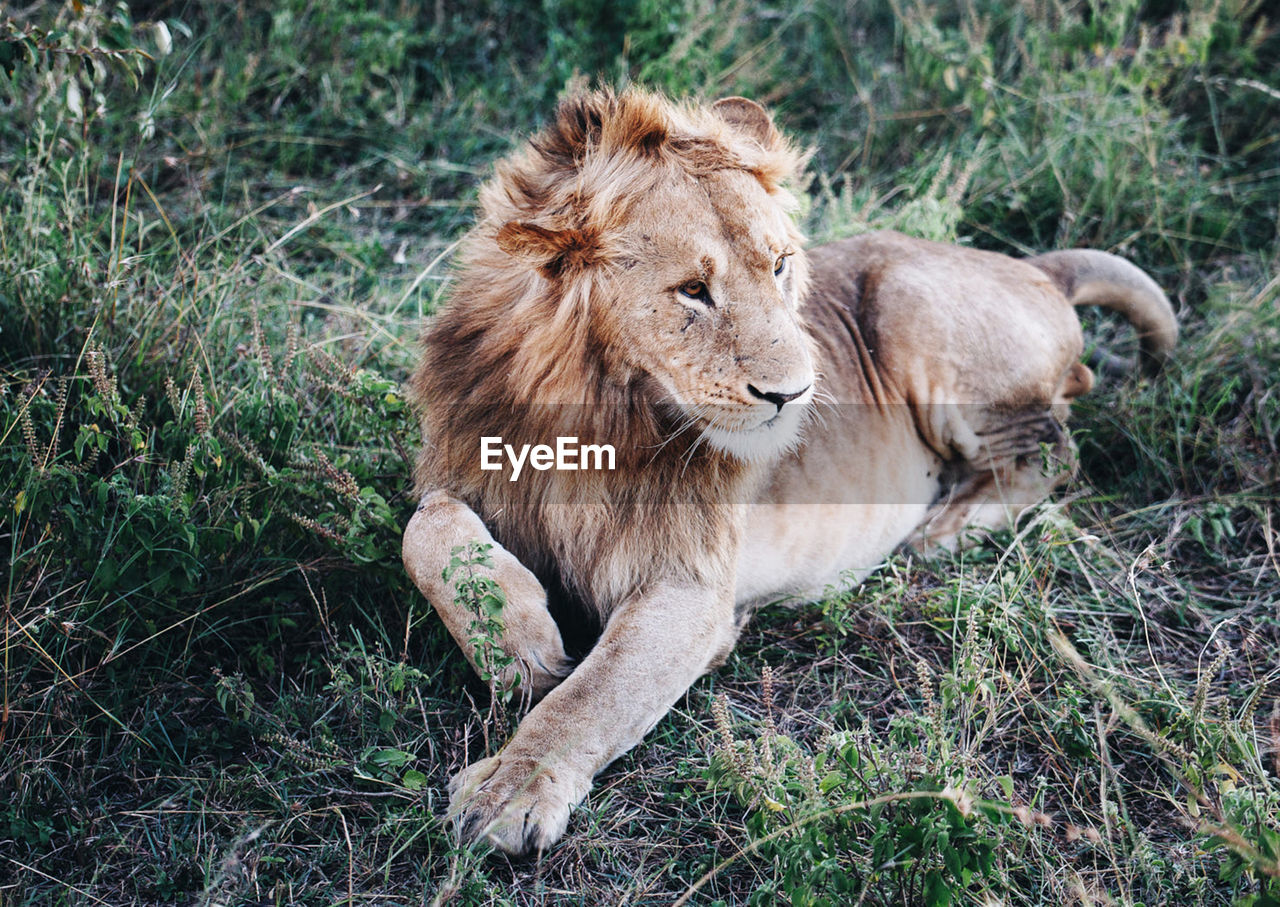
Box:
644, 402, 708, 466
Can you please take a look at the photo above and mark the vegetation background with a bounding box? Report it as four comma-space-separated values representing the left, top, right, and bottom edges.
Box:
2, 0, 1278, 903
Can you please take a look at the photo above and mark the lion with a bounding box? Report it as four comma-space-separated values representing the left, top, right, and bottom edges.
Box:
401, 88, 1176, 856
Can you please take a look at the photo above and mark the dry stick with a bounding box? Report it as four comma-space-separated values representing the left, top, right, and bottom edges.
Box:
356, 237, 463, 367
108, 151, 124, 319
1263, 507, 1280, 588
196, 186, 309, 252
1, 588, 8, 746
263, 185, 382, 256
334, 805, 355, 905
1272, 700, 1280, 788
134, 172, 184, 257
1127, 542, 1180, 702
3, 857, 115, 905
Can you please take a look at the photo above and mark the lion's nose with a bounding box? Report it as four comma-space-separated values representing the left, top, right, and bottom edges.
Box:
747, 383, 811, 412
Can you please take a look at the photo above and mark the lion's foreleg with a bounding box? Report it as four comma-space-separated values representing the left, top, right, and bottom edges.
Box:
402, 490, 572, 701
447, 579, 737, 856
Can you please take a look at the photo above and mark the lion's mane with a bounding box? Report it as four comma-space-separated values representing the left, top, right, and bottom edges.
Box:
408, 88, 807, 615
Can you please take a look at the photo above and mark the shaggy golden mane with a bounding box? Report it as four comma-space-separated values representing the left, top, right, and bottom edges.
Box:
408, 88, 806, 612
491, 89, 804, 256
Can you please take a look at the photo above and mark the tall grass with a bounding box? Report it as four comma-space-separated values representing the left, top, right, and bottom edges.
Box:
1, 0, 1277, 903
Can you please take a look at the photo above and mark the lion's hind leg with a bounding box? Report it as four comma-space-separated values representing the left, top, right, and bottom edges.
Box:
909, 406, 1079, 554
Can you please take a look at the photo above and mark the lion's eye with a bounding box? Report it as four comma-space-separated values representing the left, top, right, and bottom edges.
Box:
773, 255, 788, 276
678, 280, 712, 304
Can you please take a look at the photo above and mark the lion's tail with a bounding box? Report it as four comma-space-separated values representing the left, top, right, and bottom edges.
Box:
1029, 249, 1177, 375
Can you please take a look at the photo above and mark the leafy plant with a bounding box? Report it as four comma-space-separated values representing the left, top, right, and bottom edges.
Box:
442, 542, 519, 709
697, 666, 1025, 906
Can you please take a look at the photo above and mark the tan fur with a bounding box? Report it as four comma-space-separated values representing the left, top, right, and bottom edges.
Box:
401, 88, 1176, 856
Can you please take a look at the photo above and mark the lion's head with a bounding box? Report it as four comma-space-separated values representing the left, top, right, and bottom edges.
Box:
415, 88, 816, 494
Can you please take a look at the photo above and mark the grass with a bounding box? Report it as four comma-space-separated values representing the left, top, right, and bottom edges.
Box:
1, 0, 1278, 903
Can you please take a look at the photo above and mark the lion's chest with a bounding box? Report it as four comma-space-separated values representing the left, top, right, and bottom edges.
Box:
733, 411, 943, 605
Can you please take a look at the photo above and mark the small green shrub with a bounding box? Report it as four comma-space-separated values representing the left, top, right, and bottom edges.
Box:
700, 666, 1025, 906
443, 541, 518, 703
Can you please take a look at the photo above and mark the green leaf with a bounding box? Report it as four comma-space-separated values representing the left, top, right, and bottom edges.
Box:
368, 748, 412, 768
923, 869, 951, 906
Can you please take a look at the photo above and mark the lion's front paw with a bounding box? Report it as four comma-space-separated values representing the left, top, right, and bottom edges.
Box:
447, 754, 586, 856
500, 645, 575, 704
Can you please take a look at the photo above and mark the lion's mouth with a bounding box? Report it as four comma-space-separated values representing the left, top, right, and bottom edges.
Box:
697, 403, 787, 434
697, 400, 812, 462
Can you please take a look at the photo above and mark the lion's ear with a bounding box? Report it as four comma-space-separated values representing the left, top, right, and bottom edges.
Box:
713, 96, 781, 149
496, 220, 598, 278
